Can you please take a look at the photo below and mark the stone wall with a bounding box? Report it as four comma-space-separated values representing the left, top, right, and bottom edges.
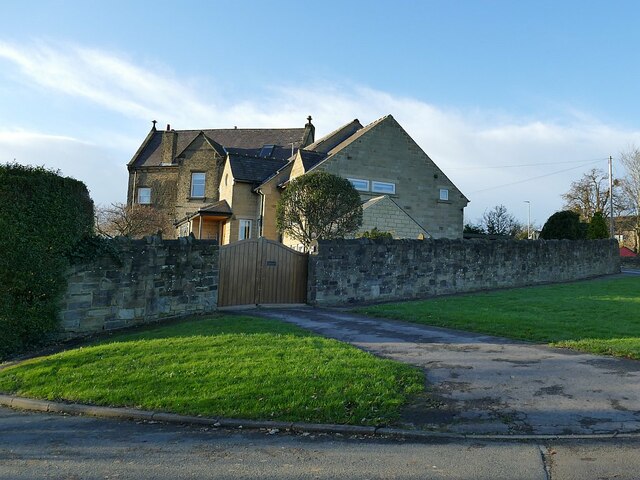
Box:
621, 256, 640, 269
308, 238, 621, 306
60, 236, 219, 337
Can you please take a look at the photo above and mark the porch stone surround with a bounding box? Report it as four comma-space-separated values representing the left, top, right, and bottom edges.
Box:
60, 236, 219, 336
307, 238, 621, 305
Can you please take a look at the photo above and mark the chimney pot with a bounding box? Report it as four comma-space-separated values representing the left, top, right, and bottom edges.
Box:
166, 124, 171, 131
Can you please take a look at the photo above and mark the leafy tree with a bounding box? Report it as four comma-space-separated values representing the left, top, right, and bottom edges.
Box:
96, 203, 173, 238
276, 171, 363, 251
562, 168, 625, 221
481, 205, 523, 236
587, 211, 609, 239
540, 210, 587, 240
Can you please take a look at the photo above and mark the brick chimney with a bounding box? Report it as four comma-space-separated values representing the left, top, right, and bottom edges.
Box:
162, 124, 177, 164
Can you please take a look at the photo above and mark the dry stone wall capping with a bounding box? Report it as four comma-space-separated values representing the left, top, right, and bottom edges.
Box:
307, 238, 621, 306
60, 235, 219, 337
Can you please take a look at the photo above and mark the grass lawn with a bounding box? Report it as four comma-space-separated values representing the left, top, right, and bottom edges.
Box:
358, 276, 640, 360
0, 315, 423, 425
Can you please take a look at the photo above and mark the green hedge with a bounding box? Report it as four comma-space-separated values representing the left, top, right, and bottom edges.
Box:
0, 164, 94, 359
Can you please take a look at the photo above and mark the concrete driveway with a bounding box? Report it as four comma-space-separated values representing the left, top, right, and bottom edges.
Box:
253, 307, 640, 436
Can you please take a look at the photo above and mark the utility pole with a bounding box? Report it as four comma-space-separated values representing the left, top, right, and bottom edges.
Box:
524, 201, 531, 239
609, 155, 614, 238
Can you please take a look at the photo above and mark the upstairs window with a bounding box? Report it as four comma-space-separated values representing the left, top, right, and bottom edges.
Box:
439, 188, 449, 201
191, 172, 206, 198
137, 187, 151, 204
371, 181, 396, 194
348, 178, 370, 191
239, 219, 252, 240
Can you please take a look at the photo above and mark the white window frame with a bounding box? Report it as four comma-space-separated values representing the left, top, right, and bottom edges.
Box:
347, 178, 370, 191
137, 187, 151, 204
239, 219, 252, 240
371, 181, 396, 194
191, 172, 206, 198
439, 188, 449, 201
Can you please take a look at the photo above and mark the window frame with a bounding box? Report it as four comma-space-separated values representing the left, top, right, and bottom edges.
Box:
238, 219, 252, 240
191, 172, 206, 198
439, 188, 449, 201
137, 187, 151, 204
347, 178, 370, 191
371, 181, 396, 195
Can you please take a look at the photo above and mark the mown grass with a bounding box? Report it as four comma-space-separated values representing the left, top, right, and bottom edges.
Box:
0, 315, 423, 425
358, 276, 640, 360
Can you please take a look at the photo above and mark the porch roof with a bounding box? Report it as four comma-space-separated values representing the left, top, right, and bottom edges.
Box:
175, 200, 233, 226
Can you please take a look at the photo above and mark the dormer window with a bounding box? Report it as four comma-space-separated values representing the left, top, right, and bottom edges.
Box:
260, 145, 275, 157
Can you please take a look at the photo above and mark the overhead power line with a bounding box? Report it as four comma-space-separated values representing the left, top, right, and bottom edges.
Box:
450, 157, 609, 170
469, 158, 605, 194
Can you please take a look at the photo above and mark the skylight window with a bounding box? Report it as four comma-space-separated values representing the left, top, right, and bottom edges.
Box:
260, 144, 275, 157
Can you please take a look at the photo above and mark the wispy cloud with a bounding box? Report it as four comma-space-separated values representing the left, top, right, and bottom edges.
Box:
1, 40, 639, 222
0, 129, 87, 145
0, 41, 214, 125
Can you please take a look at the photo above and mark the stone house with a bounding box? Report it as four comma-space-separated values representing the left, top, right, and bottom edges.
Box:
614, 216, 639, 252
126, 115, 468, 245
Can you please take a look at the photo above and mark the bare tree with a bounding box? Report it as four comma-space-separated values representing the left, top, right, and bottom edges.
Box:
96, 203, 173, 238
562, 168, 626, 221
481, 205, 523, 236
620, 147, 640, 248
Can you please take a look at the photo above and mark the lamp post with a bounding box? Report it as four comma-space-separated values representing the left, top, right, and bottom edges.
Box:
524, 201, 531, 239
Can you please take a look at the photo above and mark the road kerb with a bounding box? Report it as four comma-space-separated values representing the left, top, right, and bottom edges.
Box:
3, 394, 640, 441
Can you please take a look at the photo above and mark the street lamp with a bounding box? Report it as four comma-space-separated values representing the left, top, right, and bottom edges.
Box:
524, 201, 531, 239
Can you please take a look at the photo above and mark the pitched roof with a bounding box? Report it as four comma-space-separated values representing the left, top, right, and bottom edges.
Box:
198, 200, 232, 216
305, 119, 363, 154
620, 246, 637, 257
130, 127, 307, 168
299, 150, 328, 171
303, 115, 392, 174
228, 153, 288, 183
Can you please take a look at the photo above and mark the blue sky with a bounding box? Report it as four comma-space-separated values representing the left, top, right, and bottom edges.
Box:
2, 0, 640, 226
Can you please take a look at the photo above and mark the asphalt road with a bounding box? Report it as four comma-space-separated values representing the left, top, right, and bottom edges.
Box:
5, 406, 640, 480
254, 307, 640, 436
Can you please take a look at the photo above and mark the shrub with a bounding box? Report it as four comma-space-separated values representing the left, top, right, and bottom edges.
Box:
540, 210, 587, 240
359, 227, 393, 239
587, 211, 610, 239
0, 164, 94, 359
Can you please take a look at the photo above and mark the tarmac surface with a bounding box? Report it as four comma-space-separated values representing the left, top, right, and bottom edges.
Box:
3, 298, 640, 478
5, 406, 640, 480
253, 307, 640, 436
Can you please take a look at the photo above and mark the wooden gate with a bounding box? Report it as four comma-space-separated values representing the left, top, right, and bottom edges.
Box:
218, 237, 308, 307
